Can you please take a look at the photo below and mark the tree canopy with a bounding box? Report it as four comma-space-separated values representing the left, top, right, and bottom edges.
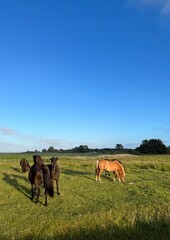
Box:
136, 139, 168, 154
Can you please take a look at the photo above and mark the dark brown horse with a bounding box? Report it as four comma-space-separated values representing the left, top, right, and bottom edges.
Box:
20, 158, 30, 173
28, 155, 54, 206
95, 159, 125, 182
47, 157, 60, 195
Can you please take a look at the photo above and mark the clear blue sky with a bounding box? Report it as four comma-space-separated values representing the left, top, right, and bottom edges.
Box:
1, 0, 170, 152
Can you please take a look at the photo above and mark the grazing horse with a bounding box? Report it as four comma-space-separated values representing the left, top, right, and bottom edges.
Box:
95, 159, 125, 182
47, 157, 60, 195
28, 155, 54, 206
20, 158, 30, 173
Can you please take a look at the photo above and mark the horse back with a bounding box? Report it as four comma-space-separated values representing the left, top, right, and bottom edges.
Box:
29, 165, 43, 185
99, 159, 121, 172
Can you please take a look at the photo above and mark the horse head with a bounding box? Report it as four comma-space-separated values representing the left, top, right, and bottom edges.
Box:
33, 155, 44, 165
50, 157, 58, 164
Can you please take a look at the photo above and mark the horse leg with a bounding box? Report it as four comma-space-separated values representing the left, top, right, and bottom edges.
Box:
112, 172, 116, 182
31, 185, 34, 200
95, 168, 99, 181
119, 173, 124, 182
98, 169, 103, 182
115, 171, 121, 182
105, 170, 110, 176
44, 188, 48, 206
95, 168, 102, 181
56, 178, 60, 195
35, 186, 40, 204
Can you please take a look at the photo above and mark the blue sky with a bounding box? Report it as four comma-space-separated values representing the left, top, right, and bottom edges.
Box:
1, 0, 170, 152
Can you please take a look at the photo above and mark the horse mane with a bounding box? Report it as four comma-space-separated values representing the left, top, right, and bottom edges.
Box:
111, 159, 122, 165
115, 160, 125, 178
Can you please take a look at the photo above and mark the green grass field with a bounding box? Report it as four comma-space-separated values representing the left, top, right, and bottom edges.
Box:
0, 153, 169, 240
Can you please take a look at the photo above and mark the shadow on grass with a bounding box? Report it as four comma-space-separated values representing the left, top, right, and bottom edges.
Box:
11, 167, 22, 173
1, 217, 169, 240
67, 188, 114, 209
3, 173, 54, 206
3, 173, 30, 199
62, 169, 119, 183
62, 169, 93, 176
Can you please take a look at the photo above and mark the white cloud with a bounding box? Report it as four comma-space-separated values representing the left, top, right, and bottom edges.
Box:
0, 126, 79, 151
161, 1, 170, 15
0, 127, 18, 136
38, 137, 76, 149
128, 0, 170, 15
0, 140, 27, 152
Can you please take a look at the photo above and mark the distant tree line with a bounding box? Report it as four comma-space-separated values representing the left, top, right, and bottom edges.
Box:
32, 139, 169, 155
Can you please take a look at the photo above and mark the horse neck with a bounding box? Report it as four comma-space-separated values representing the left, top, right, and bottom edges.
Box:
119, 164, 125, 176
51, 161, 57, 172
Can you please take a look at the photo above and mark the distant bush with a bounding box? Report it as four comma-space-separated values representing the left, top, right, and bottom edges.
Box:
136, 139, 168, 154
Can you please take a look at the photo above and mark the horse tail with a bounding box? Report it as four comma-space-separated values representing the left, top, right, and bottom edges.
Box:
95, 160, 99, 171
42, 166, 54, 197
95, 160, 100, 178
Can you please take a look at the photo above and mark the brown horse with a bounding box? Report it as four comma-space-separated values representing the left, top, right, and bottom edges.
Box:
95, 159, 125, 182
47, 157, 60, 195
20, 158, 30, 173
28, 155, 54, 206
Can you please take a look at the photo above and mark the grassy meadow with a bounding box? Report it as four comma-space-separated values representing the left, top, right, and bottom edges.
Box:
0, 153, 169, 240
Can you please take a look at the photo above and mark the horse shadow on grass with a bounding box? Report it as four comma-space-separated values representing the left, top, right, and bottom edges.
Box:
11, 167, 22, 173
62, 169, 117, 182
62, 169, 93, 176
3, 173, 30, 199
62, 169, 96, 182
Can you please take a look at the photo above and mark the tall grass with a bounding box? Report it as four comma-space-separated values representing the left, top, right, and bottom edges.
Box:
0, 153, 169, 240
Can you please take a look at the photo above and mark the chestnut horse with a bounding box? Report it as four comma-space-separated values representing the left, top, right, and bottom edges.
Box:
95, 159, 125, 182
28, 155, 54, 206
47, 157, 60, 195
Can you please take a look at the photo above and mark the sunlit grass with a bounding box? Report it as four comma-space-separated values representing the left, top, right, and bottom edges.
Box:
0, 153, 170, 240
